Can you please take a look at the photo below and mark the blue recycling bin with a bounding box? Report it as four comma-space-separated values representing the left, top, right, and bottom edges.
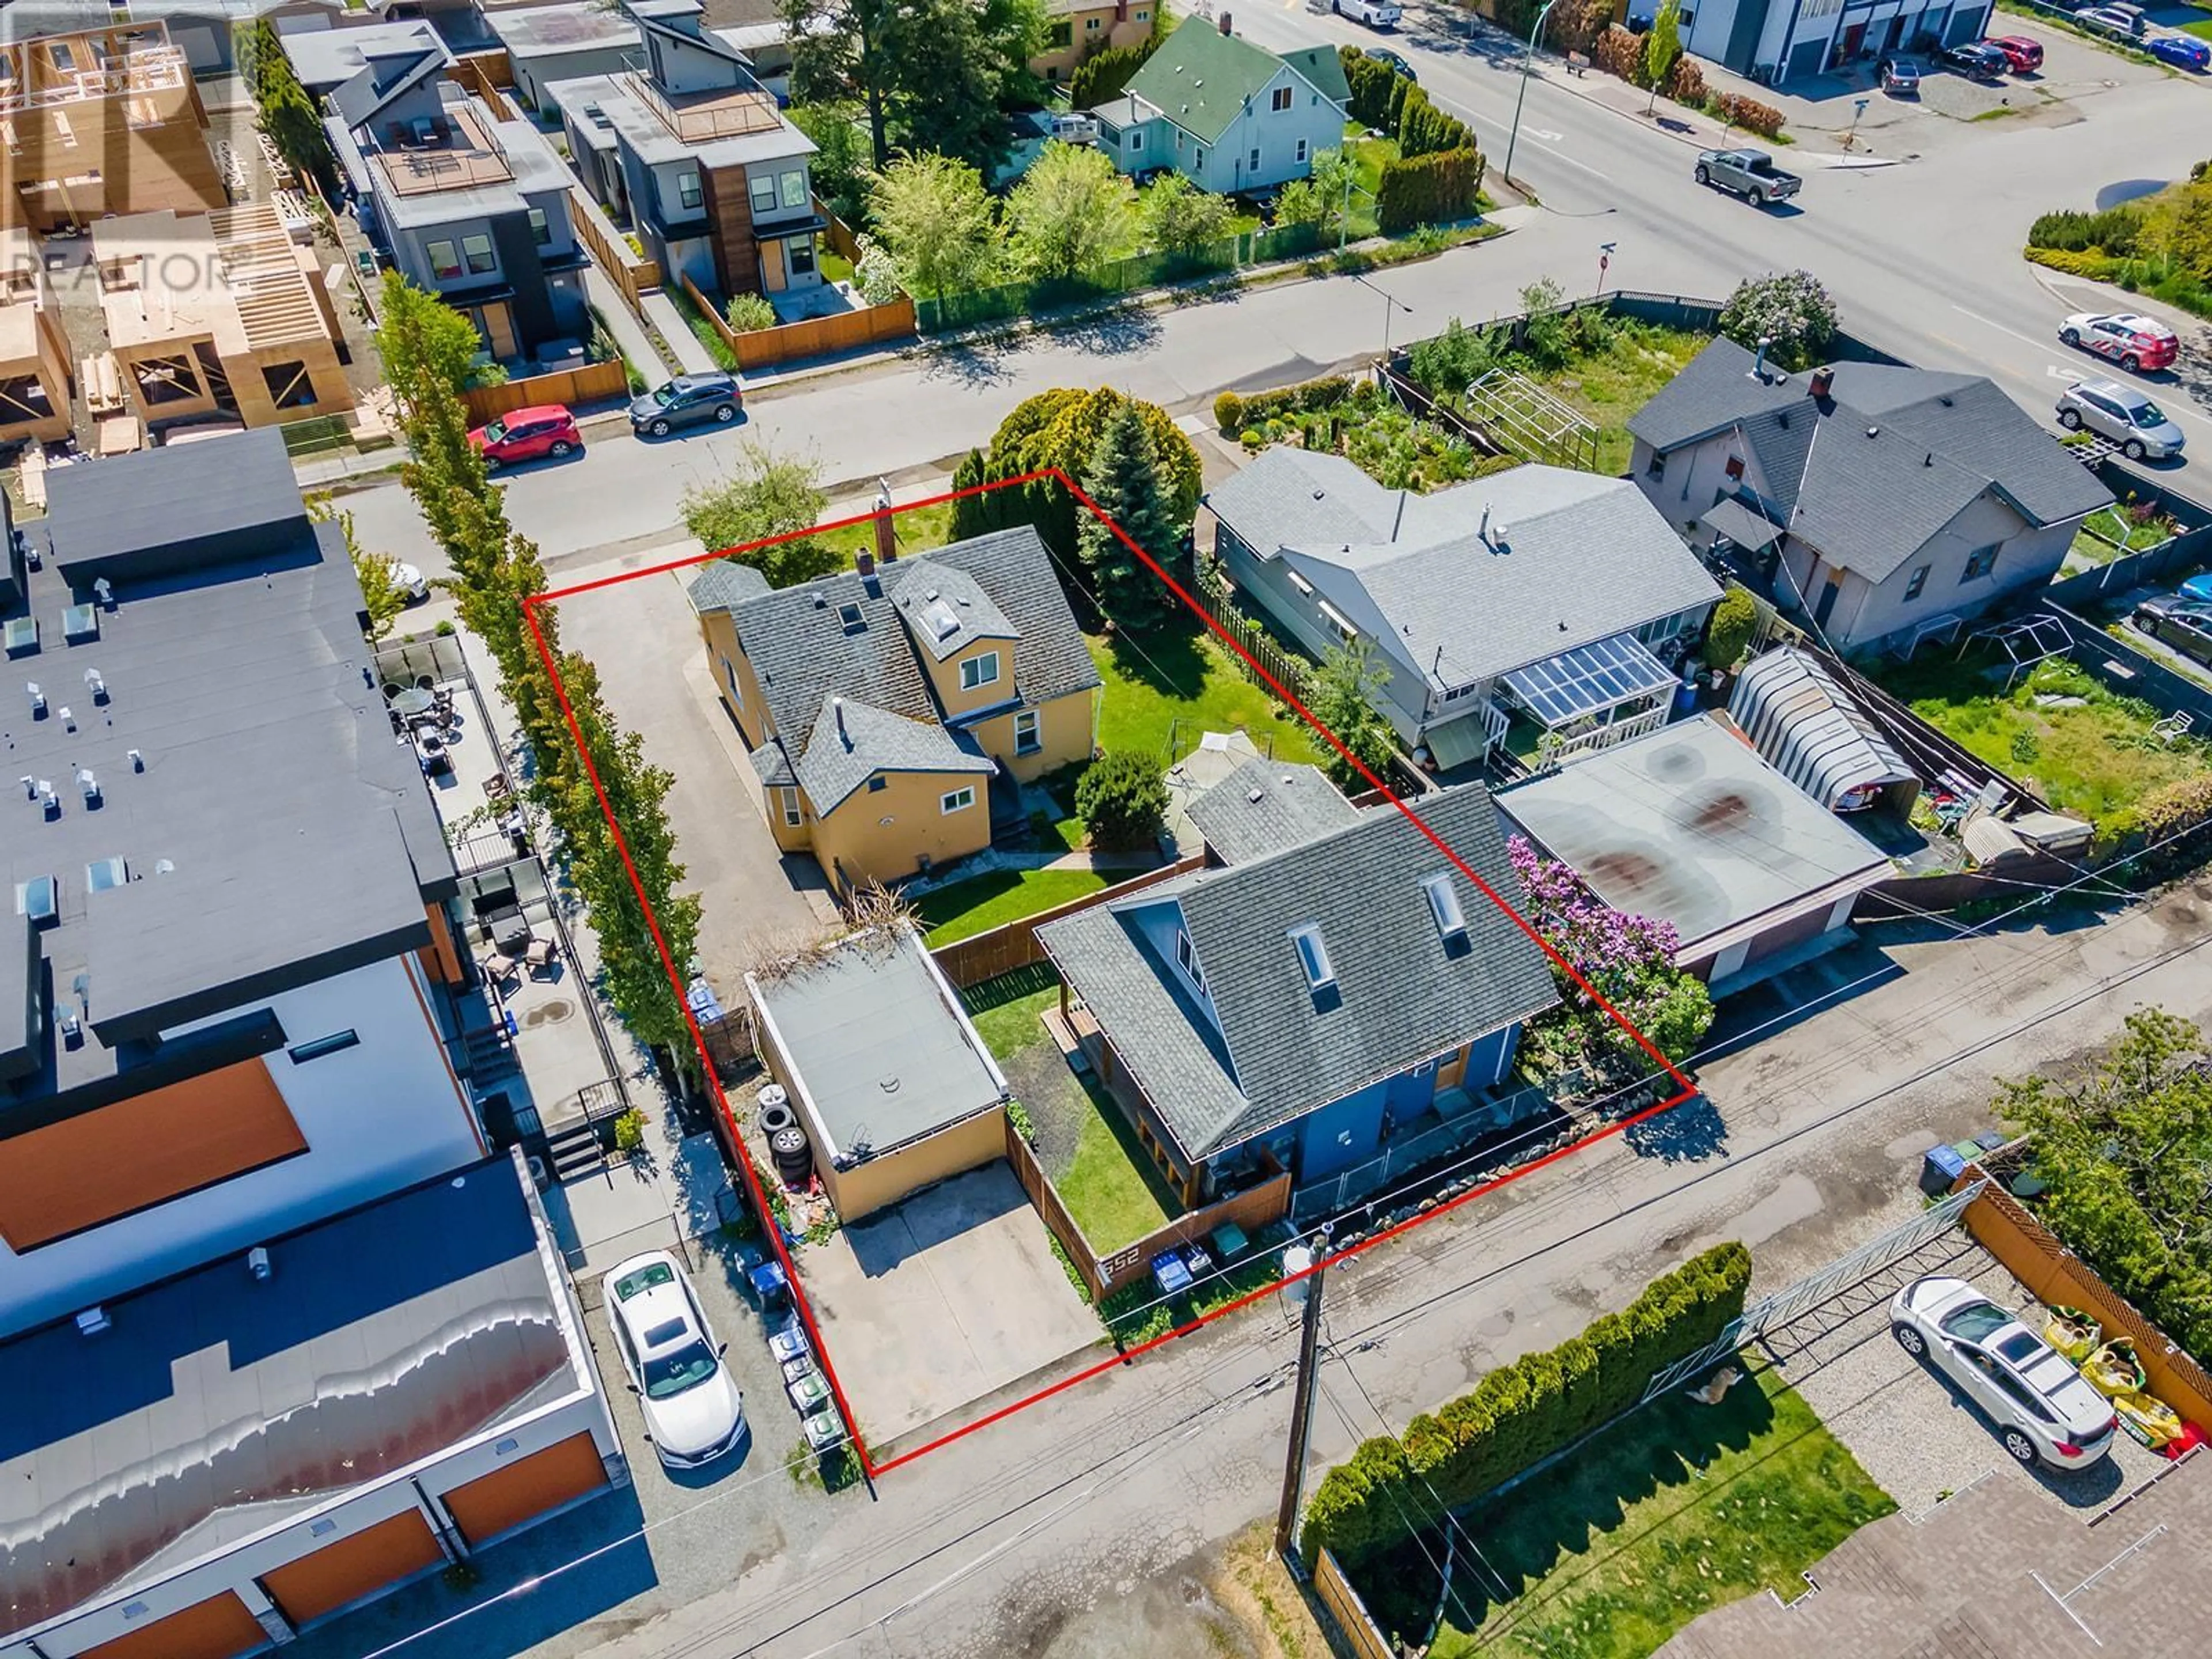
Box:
1921, 1142, 1968, 1198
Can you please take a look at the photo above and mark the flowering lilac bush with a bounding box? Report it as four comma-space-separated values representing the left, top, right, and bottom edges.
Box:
1507, 835, 1714, 1089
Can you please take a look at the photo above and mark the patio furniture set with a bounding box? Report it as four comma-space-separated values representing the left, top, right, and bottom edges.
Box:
383, 676, 463, 778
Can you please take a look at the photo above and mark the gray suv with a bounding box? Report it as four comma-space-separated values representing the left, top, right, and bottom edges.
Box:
2056, 378, 2185, 461
630, 372, 743, 437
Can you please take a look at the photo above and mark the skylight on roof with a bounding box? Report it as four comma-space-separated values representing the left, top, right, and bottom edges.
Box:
1423, 872, 1468, 945
1289, 924, 1335, 994
924, 599, 961, 642
837, 601, 866, 634
85, 856, 126, 893
15, 874, 55, 923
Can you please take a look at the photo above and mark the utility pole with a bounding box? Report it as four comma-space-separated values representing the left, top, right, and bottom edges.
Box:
1274, 1230, 1331, 1558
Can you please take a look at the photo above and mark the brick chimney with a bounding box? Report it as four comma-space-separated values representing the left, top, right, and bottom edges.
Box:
1810, 366, 1835, 401
1218, 10, 1232, 32
873, 479, 897, 564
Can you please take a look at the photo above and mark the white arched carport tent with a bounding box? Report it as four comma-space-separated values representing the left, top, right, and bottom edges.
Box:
1729, 646, 1921, 817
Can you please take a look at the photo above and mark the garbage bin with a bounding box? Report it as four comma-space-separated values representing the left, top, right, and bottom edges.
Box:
1920, 1142, 1968, 1198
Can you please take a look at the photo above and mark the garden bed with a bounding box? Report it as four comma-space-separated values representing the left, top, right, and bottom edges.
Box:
2071, 499, 2179, 566
1878, 652, 2211, 831
1353, 1366, 1892, 1659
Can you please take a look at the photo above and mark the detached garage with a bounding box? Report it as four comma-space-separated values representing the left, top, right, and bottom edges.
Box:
1498, 714, 1895, 996
1730, 646, 1920, 816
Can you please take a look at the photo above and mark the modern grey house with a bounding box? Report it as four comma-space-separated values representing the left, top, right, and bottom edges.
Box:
1628, 337, 2112, 657
548, 0, 820, 303
483, 2, 641, 118
1038, 782, 1556, 1207
325, 34, 589, 359
1205, 449, 1722, 771
280, 17, 448, 97
1089, 18, 1348, 194
1682, 0, 1992, 86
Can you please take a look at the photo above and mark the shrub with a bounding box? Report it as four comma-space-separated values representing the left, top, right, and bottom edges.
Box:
1232, 374, 1354, 428
1702, 586, 1758, 672
1396, 86, 1476, 160
1712, 92, 1786, 138
1301, 1242, 1753, 1564
1552, 0, 1612, 53
1075, 750, 1170, 850
612, 1108, 646, 1157
1593, 24, 1642, 82
1666, 54, 1706, 106
1719, 270, 1838, 371
1377, 147, 1485, 234
725, 292, 778, 333
1214, 390, 1245, 432
1407, 318, 1501, 399
2025, 247, 2123, 279
2027, 204, 2148, 255
1339, 43, 1400, 130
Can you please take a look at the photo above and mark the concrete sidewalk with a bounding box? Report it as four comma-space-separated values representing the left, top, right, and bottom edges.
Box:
586, 266, 676, 381
641, 287, 722, 376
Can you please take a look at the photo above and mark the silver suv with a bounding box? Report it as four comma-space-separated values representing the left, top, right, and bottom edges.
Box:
2057, 378, 2186, 461
1890, 1277, 2118, 1469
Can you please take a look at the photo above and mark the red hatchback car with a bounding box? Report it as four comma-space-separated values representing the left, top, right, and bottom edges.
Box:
468, 403, 581, 467
1988, 35, 2043, 72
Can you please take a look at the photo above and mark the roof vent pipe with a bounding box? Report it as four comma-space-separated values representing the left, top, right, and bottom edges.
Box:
1751, 335, 1772, 382
832, 695, 848, 745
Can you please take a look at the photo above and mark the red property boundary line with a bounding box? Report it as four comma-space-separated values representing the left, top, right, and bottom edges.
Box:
522, 468, 1696, 1482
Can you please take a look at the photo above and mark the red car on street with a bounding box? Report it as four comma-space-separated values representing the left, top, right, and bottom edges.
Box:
1988, 35, 2044, 73
2060, 311, 2180, 373
468, 404, 581, 467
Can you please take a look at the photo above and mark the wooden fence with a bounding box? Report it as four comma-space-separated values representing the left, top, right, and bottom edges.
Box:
820, 202, 865, 264
1003, 1115, 1105, 1296
460, 357, 628, 423
1312, 1549, 1393, 1659
929, 855, 1206, 990
1191, 566, 1310, 700
450, 53, 518, 122
570, 187, 662, 310
679, 270, 917, 370
1960, 1166, 2212, 1429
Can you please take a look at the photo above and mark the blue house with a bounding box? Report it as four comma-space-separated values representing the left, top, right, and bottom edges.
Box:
1036, 774, 1556, 1208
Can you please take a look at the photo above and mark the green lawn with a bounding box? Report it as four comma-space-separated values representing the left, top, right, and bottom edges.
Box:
964, 982, 1059, 1063
915, 868, 1116, 945
1090, 631, 1324, 766
1361, 1368, 1892, 1659
2188, 17, 2212, 39
1882, 652, 2210, 830
1538, 324, 1710, 477
814, 499, 953, 567
1342, 124, 1399, 240
1058, 1074, 1179, 1252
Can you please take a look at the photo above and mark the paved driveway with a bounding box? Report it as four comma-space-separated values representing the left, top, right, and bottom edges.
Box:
796, 1162, 1106, 1453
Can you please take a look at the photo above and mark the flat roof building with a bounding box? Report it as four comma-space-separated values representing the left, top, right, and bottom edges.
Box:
748, 925, 1009, 1221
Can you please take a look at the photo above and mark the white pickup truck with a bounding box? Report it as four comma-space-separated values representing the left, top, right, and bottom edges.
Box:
1693, 148, 1802, 208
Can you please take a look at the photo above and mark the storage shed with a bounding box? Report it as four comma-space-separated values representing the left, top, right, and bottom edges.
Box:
1729, 646, 1919, 816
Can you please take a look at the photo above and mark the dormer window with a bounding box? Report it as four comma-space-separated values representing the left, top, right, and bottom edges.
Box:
1423, 872, 1469, 951
960, 650, 1000, 691
1175, 929, 1206, 995
1289, 924, 1334, 994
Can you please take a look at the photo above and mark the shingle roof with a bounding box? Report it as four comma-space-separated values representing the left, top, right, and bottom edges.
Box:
1206, 449, 1720, 690
1184, 758, 1358, 865
1040, 785, 1558, 1160
1124, 24, 1296, 146
1280, 44, 1351, 104
1630, 338, 2110, 580
889, 560, 1018, 662
730, 528, 1098, 812
687, 556, 772, 615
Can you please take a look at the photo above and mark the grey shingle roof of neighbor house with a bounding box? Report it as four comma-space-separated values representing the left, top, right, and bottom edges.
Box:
686, 557, 772, 616
1184, 758, 1358, 866
720, 528, 1099, 814
1205, 448, 1721, 692
1039, 785, 1557, 1161
1628, 338, 2111, 581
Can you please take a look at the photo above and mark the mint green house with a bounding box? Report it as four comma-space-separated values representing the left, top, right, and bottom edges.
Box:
1087, 22, 1349, 194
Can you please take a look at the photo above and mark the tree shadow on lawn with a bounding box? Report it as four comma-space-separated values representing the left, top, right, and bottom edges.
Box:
1357, 1372, 1786, 1644
1105, 613, 1215, 700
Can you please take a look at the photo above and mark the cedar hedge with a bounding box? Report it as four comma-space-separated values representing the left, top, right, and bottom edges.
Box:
1299, 1241, 1753, 1565
1214, 374, 1354, 433
1376, 147, 1484, 234
1397, 85, 1475, 160
1068, 31, 1165, 108
1339, 44, 1399, 131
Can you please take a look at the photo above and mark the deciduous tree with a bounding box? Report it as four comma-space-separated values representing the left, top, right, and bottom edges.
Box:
785, 0, 1044, 171
1305, 637, 1399, 792
1141, 172, 1233, 260
1006, 141, 1138, 278
869, 153, 999, 306
309, 494, 408, 639
1719, 270, 1839, 372
680, 440, 842, 588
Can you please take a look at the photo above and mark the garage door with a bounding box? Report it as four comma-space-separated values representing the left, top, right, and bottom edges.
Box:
259, 1510, 444, 1627
77, 1591, 265, 1659
440, 1432, 609, 1547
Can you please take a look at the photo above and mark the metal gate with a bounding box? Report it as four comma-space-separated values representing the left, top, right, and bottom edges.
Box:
1642, 1179, 1987, 1403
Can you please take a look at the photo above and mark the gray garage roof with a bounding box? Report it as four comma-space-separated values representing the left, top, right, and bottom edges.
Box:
1040, 785, 1557, 1161
1496, 714, 1892, 953
1206, 449, 1720, 692
1184, 758, 1358, 865
749, 926, 1006, 1161
0, 1157, 583, 1642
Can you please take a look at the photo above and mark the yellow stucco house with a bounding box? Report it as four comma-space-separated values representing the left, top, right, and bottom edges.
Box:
687, 527, 1102, 892
1033, 0, 1156, 82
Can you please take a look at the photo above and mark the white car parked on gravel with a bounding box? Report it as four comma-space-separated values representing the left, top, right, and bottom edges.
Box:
1889, 1276, 2118, 1470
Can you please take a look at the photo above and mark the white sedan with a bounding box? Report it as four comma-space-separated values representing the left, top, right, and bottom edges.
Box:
603, 1252, 747, 1468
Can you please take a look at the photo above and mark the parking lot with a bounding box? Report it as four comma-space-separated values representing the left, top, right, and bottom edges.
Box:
1767, 1228, 2167, 1516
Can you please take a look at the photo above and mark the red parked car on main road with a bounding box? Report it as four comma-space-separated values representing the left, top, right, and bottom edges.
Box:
468, 404, 581, 467
1988, 35, 2044, 73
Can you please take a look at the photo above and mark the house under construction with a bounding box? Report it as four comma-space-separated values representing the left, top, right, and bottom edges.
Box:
89, 205, 352, 429
0, 21, 225, 232
0, 225, 70, 442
